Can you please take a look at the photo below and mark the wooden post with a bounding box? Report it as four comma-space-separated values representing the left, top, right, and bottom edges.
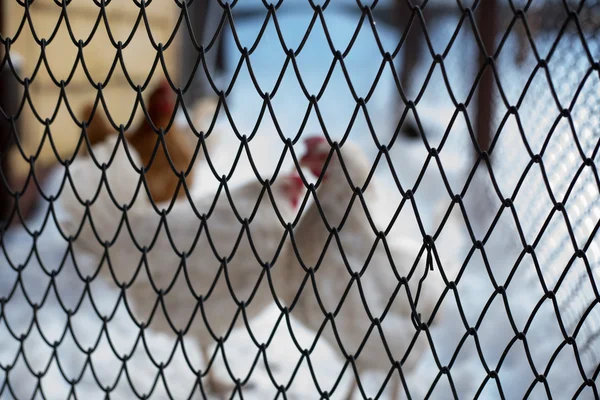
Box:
475, 0, 498, 156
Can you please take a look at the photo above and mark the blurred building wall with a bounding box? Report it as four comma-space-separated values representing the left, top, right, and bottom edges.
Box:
3, 1, 181, 180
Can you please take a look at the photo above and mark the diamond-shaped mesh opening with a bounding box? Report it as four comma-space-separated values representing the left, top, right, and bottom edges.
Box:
1, 0, 600, 399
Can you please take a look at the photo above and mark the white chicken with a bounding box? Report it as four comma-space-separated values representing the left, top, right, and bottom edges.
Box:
59, 137, 304, 397
285, 136, 445, 399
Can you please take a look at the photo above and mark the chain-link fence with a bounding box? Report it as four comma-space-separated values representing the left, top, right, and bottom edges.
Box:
1, 1, 600, 399
490, 0, 600, 382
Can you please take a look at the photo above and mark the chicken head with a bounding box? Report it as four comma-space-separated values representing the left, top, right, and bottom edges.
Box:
128, 80, 196, 203
300, 135, 372, 189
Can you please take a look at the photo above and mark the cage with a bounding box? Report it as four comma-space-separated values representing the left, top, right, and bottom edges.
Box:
1, 1, 599, 399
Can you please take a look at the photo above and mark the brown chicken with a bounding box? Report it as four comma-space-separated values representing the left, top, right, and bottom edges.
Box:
80, 104, 112, 150
81, 81, 198, 203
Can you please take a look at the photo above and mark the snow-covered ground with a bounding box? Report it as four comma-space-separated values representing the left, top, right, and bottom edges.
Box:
2, 1, 599, 399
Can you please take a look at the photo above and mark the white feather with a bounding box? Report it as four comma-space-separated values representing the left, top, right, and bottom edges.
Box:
285, 140, 447, 398
60, 136, 297, 356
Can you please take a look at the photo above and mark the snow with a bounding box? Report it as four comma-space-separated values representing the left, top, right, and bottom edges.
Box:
2, 130, 590, 399
2, 2, 599, 399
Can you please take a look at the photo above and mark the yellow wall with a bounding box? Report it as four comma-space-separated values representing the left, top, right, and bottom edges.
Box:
4, 0, 181, 177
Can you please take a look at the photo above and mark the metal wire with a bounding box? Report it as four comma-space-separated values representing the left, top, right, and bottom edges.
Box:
1, 0, 600, 399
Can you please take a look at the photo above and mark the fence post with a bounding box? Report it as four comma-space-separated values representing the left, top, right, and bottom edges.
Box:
475, 0, 498, 156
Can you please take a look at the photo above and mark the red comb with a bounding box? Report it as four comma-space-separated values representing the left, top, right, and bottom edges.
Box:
304, 136, 326, 151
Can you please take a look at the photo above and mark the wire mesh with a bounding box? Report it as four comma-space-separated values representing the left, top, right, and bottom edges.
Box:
490, 0, 600, 378
1, 0, 600, 399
